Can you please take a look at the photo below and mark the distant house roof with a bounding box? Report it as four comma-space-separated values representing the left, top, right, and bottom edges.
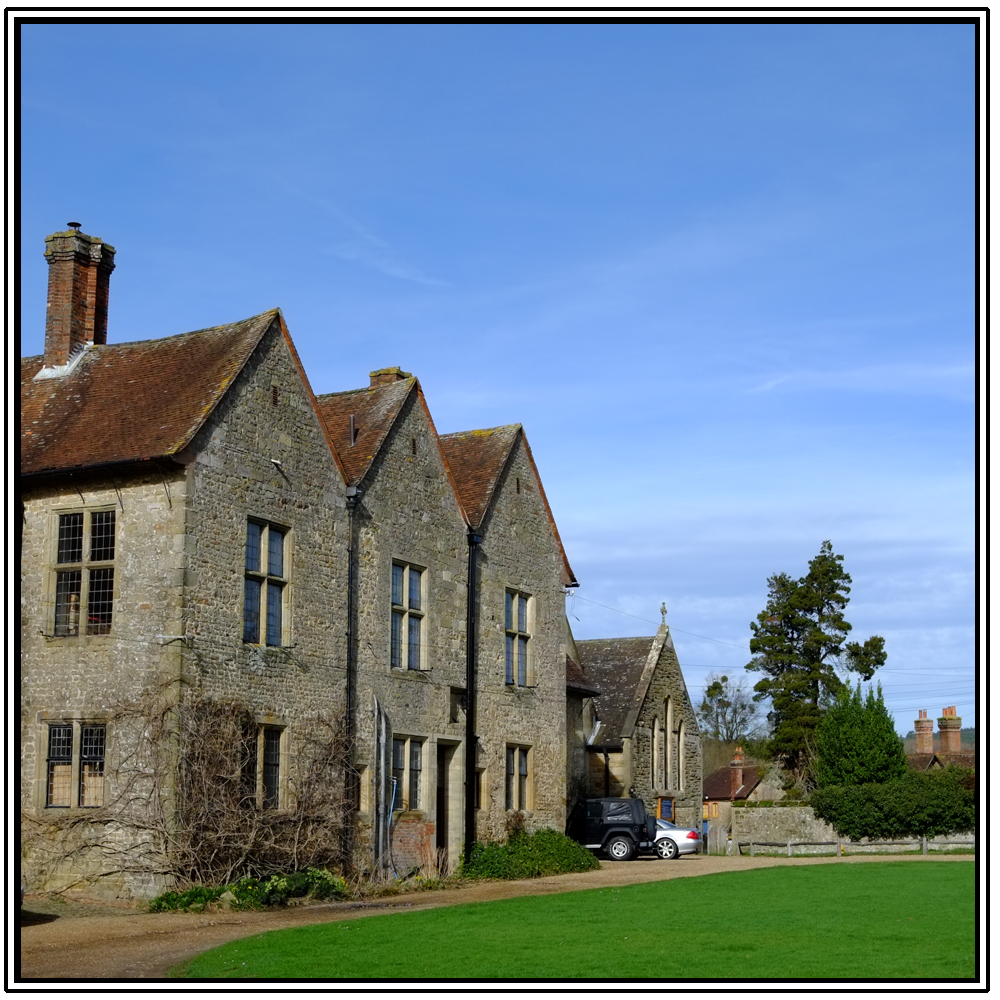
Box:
315, 378, 416, 486
439, 425, 577, 585
566, 656, 602, 697
21, 310, 280, 476
575, 636, 657, 750
703, 765, 764, 801
908, 752, 976, 772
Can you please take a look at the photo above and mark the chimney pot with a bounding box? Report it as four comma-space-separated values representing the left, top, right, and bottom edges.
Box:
937, 706, 962, 755
41, 226, 115, 372
730, 745, 744, 799
369, 366, 413, 387
914, 710, 934, 755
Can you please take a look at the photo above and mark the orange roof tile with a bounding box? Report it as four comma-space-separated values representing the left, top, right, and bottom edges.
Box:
21, 311, 278, 476
315, 379, 416, 486
438, 425, 520, 529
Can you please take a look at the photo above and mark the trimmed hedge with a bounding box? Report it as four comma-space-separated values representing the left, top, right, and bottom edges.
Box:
458, 828, 601, 880
811, 767, 975, 841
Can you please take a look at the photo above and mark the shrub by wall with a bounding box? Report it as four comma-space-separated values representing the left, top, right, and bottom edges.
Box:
459, 828, 600, 880
811, 767, 975, 841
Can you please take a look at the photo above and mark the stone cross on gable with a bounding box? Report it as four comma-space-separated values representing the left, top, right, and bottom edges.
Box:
660, 602, 668, 626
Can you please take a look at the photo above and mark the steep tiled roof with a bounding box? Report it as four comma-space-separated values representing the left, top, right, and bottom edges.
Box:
439, 425, 577, 584
315, 379, 416, 486
21, 311, 278, 476
438, 425, 520, 529
703, 765, 764, 801
575, 637, 656, 748
908, 752, 976, 772
566, 656, 602, 696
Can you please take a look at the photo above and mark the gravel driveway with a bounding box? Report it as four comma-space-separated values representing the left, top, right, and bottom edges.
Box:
18, 853, 971, 982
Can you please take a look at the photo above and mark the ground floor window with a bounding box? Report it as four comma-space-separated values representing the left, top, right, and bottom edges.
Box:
505, 745, 531, 811
45, 722, 105, 808
240, 725, 284, 809
391, 735, 424, 812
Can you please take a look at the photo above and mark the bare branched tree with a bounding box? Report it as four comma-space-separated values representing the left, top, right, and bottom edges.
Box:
21, 688, 352, 894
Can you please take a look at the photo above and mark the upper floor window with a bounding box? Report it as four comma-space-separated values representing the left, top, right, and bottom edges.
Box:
243, 521, 288, 646
45, 722, 105, 808
391, 562, 424, 670
505, 590, 532, 686
54, 510, 115, 636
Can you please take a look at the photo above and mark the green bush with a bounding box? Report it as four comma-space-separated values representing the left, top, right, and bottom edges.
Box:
811, 767, 975, 841
149, 867, 348, 912
458, 827, 600, 880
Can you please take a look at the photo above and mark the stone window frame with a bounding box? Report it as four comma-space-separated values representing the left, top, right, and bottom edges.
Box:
47, 506, 118, 638
504, 590, 533, 687
390, 734, 424, 813
504, 744, 532, 812
38, 716, 107, 810
240, 722, 287, 810
243, 519, 291, 647
390, 561, 426, 671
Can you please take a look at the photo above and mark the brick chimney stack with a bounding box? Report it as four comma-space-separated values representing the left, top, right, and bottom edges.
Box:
730, 746, 744, 799
937, 706, 962, 754
914, 709, 934, 754
369, 366, 412, 387
42, 225, 116, 371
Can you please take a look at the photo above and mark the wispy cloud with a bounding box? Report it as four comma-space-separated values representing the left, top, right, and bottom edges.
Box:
748, 362, 973, 399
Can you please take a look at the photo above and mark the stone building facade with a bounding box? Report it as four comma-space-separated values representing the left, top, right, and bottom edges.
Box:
570, 621, 703, 830
20, 225, 700, 896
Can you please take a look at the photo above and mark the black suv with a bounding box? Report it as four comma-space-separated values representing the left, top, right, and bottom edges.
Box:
566, 797, 656, 861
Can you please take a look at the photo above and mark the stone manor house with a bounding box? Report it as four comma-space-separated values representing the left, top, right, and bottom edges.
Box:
20, 226, 702, 897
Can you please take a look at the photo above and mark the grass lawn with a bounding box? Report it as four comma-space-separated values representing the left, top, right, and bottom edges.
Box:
181, 862, 976, 980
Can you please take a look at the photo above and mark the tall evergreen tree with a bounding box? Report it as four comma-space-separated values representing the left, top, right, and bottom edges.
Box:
745, 541, 886, 774
814, 682, 908, 787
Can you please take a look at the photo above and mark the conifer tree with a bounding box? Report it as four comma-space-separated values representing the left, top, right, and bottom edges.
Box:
814, 682, 907, 787
745, 541, 886, 774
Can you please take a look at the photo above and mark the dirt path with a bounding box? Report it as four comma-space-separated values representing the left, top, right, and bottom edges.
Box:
18, 854, 971, 982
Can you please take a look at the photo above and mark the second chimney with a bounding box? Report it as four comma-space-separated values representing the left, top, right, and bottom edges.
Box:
369, 366, 412, 387
937, 706, 962, 755
914, 709, 934, 754
730, 745, 744, 799
42, 225, 115, 371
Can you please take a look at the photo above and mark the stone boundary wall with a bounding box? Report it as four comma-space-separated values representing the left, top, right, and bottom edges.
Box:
731, 804, 974, 855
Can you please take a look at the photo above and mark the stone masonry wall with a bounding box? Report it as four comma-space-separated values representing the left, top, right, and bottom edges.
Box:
347, 390, 469, 873
20, 469, 189, 898
475, 433, 568, 842
630, 631, 702, 830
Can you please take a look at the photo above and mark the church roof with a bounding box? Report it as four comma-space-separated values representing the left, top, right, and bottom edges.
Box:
575, 636, 657, 748
566, 656, 602, 696
315, 378, 416, 486
21, 310, 279, 476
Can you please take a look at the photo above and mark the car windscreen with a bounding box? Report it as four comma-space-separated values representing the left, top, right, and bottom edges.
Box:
656, 819, 677, 829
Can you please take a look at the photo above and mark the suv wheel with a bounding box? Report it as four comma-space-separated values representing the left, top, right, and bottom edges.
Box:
656, 837, 680, 860
605, 835, 635, 861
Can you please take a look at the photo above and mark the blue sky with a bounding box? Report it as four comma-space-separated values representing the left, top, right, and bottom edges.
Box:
20, 22, 977, 734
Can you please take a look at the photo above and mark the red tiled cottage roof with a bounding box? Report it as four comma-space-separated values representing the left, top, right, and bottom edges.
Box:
21, 310, 279, 476
702, 764, 764, 801
315, 379, 416, 486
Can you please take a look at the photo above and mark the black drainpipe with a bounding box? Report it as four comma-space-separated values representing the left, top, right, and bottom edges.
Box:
464, 527, 482, 865
343, 485, 360, 869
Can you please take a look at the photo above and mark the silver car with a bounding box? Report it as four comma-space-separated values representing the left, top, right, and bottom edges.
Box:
650, 818, 702, 859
